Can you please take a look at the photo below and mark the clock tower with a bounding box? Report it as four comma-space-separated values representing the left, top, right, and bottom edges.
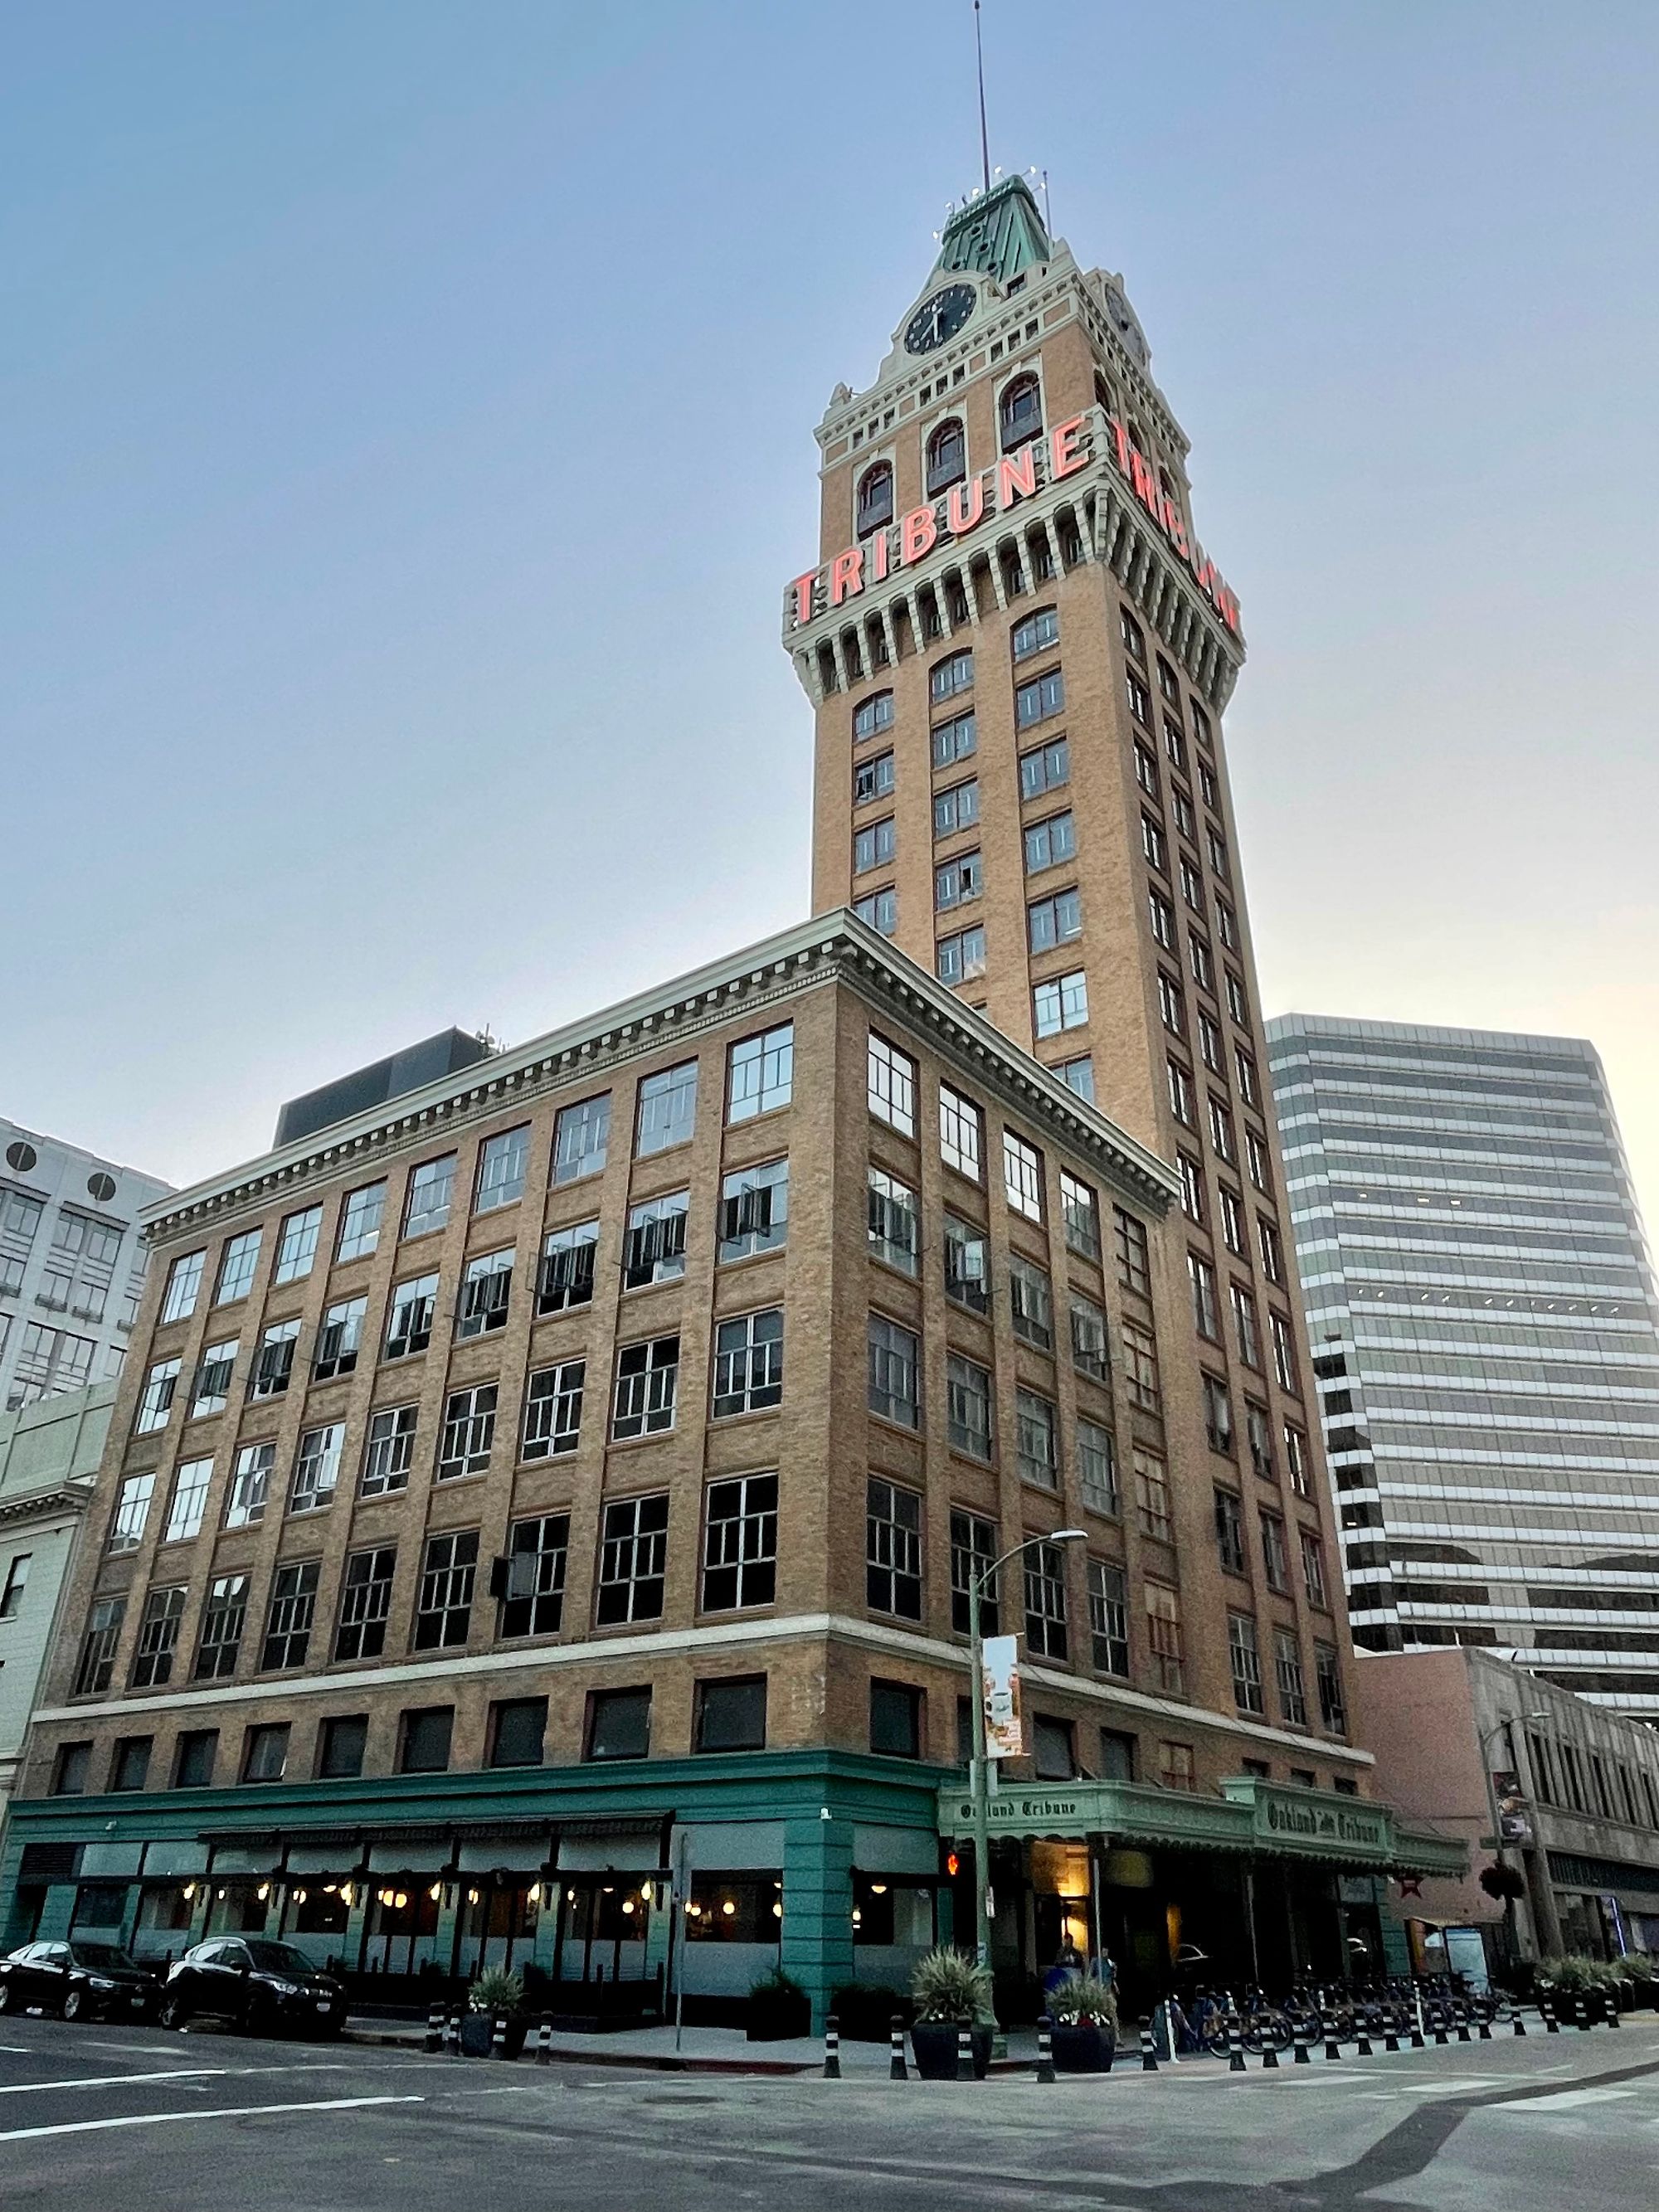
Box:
784, 175, 1357, 1826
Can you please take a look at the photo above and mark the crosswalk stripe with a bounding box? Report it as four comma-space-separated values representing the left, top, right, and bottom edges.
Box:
0, 2093, 421, 2144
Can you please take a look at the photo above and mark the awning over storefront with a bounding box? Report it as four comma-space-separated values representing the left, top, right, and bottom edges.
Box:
935, 1777, 1466, 1879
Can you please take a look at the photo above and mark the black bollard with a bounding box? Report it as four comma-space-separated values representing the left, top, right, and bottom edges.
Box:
1139, 2018, 1159, 2072
1035, 2015, 1055, 2084
1512, 2006, 1527, 2036
824, 2014, 842, 2079
1540, 1992, 1559, 2034
536, 2015, 552, 2065
955, 2025, 975, 2081
445, 2010, 462, 2056
889, 2014, 907, 2081
1323, 2017, 1342, 2063
1292, 2017, 1311, 2064
490, 2015, 508, 2061
1261, 2036, 1280, 2070
1228, 2013, 1246, 2073
425, 2002, 445, 2054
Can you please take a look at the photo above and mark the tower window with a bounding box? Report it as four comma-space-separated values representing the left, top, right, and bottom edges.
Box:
926, 418, 966, 495
999, 372, 1043, 452
856, 462, 893, 538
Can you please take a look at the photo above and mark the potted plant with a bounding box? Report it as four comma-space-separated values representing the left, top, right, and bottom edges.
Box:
1046, 1973, 1118, 2073
464, 1966, 527, 2056
908, 1947, 993, 2079
747, 1966, 810, 2042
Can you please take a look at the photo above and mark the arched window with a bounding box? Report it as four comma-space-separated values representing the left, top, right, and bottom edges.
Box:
856, 462, 893, 538
999, 373, 1043, 454
925, 418, 966, 496
1093, 372, 1115, 417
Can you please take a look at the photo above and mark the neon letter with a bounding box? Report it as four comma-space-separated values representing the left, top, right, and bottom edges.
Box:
830, 546, 864, 605
900, 505, 938, 564
997, 447, 1037, 509
946, 477, 986, 535
791, 571, 817, 628
1049, 416, 1089, 479
870, 528, 890, 583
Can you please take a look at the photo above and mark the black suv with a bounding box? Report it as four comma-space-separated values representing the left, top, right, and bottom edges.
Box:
160, 1937, 346, 2036
0, 1940, 162, 2020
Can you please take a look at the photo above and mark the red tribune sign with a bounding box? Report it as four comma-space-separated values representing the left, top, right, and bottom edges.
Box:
787, 411, 1241, 637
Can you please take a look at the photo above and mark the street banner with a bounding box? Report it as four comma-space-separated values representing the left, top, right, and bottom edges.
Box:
982, 1634, 1023, 1759
1491, 1769, 1533, 1844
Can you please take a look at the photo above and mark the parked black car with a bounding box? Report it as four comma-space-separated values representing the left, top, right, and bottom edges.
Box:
0, 1939, 162, 2021
160, 1937, 346, 2036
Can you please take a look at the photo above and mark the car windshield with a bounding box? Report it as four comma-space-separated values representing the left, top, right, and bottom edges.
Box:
68, 1944, 135, 1970
243, 1942, 319, 1975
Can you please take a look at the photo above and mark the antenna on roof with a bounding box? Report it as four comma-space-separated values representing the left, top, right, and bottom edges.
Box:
973, 0, 991, 195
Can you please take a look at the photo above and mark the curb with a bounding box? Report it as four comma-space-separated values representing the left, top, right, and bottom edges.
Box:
341, 2025, 1043, 2078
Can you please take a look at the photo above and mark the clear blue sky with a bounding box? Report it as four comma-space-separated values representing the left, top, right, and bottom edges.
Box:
7, 2, 1659, 1228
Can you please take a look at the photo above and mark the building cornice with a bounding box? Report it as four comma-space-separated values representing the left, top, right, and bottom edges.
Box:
0, 1481, 93, 1529
140, 915, 1177, 1243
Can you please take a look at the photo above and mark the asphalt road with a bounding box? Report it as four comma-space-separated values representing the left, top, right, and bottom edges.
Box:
0, 2010, 1654, 2210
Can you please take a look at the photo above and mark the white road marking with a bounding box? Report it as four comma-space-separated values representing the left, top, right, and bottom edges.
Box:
0, 2093, 422, 2143
1498, 2086, 1642, 2113
0, 2049, 29, 2056
0, 2068, 226, 2097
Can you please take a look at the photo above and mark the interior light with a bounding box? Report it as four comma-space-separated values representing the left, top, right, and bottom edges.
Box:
722, 1899, 737, 1918
567, 1889, 578, 1904
467, 1889, 480, 1906
772, 1902, 783, 1919
393, 1892, 409, 1912
527, 1884, 542, 1906
256, 1883, 270, 1902
429, 1884, 443, 1903
851, 1908, 862, 1926
182, 1883, 196, 1900
621, 1899, 635, 1916
294, 1889, 308, 1905
870, 1884, 888, 1895
339, 1884, 354, 1908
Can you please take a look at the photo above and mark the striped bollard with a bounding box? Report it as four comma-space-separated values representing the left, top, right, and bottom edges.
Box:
1455, 2003, 1472, 2043
445, 2010, 462, 2056
1260, 2034, 1279, 2069
1292, 2017, 1311, 2064
1355, 2020, 1373, 2057
425, 2001, 445, 2053
1323, 2017, 1342, 2063
1477, 2010, 1492, 2040
889, 2014, 907, 2081
1577, 1992, 1593, 2032
955, 2025, 975, 2081
1605, 1987, 1622, 2030
1512, 2005, 1526, 2036
823, 2014, 842, 2079
1540, 1991, 1558, 2033
1383, 2010, 1399, 2054
491, 2015, 508, 2060
536, 2015, 552, 2065
1139, 2018, 1159, 2072
1035, 2015, 1055, 2084
1228, 2013, 1246, 2073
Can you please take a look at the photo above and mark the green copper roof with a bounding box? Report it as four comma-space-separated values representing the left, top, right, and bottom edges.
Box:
932, 174, 1052, 285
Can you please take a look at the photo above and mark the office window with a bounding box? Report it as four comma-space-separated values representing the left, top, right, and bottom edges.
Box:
1024, 809, 1075, 873
1136, 741, 1160, 798
474, 1126, 529, 1214
522, 1359, 584, 1460
1011, 605, 1058, 661
949, 1510, 998, 1636
612, 1334, 680, 1439
689, 1675, 767, 1754
933, 779, 979, 836
251, 1318, 299, 1400
1261, 1511, 1290, 1593
866, 1476, 922, 1619
1126, 669, 1151, 725
225, 1443, 273, 1531
335, 1182, 386, 1263
314, 1296, 366, 1381
385, 1271, 438, 1359
1271, 1312, 1299, 1393
1147, 889, 1176, 950
1078, 1417, 1118, 1517
273, 1205, 322, 1286
361, 1405, 417, 1496
586, 1687, 651, 1762
0, 1552, 30, 1619
623, 1191, 688, 1289
1121, 1320, 1160, 1412
856, 459, 892, 536
1189, 1252, 1219, 1339
52, 1742, 93, 1795
1276, 1631, 1308, 1726
868, 1034, 917, 1135
135, 1356, 180, 1434
867, 1166, 919, 1274
1112, 1207, 1149, 1295
1245, 1402, 1275, 1483
854, 688, 895, 741
1142, 813, 1167, 873
457, 1248, 513, 1339
1258, 1217, 1285, 1285
937, 924, 987, 985
1218, 1186, 1246, 1256
1146, 1582, 1185, 1696
930, 649, 973, 702
1246, 1128, 1272, 1195
1208, 1096, 1235, 1164
869, 1679, 922, 1759
596, 1494, 669, 1624
1284, 1423, 1312, 1498
290, 1422, 343, 1514
1016, 1390, 1058, 1490
727, 1024, 793, 1122
1301, 1531, 1329, 1609
1233, 1048, 1258, 1106
161, 1251, 205, 1325
1204, 1374, 1233, 1456
260, 1563, 319, 1672
1225, 970, 1249, 1025
214, 1230, 261, 1305
499, 1514, 569, 1638
547, 1101, 610, 1194
635, 1062, 698, 1157
1015, 668, 1064, 730
171, 1729, 217, 1788
1008, 1255, 1053, 1350
855, 817, 897, 873
943, 1215, 990, 1315
867, 1314, 920, 1428
702, 1472, 778, 1611
932, 709, 976, 768
1087, 1558, 1129, 1675
1180, 855, 1204, 915
1019, 736, 1068, 799
1135, 1448, 1173, 1544
856, 750, 896, 805
110, 1736, 152, 1791
1171, 784, 1196, 839
1003, 1130, 1043, 1221
1069, 1293, 1109, 1381
537, 1218, 599, 1315
109, 1471, 154, 1553
484, 1697, 547, 1771
74, 1596, 124, 1695
1214, 1487, 1246, 1574
1189, 933, 1214, 991
1168, 1059, 1195, 1125
939, 1084, 983, 1180
1032, 1714, 1075, 1781
713, 1308, 783, 1417
194, 1574, 247, 1680
1120, 605, 1146, 660
1316, 1645, 1347, 1734
1158, 972, 1185, 1037
1228, 1614, 1264, 1714
935, 849, 982, 910
1058, 1055, 1094, 1103
1027, 887, 1082, 952
334, 1547, 396, 1660
1023, 1541, 1068, 1659
438, 1383, 497, 1480
403, 1154, 455, 1238
1215, 892, 1238, 947
946, 1353, 993, 1461
1198, 1009, 1224, 1072
414, 1530, 477, 1650
400, 1707, 454, 1774
163, 1458, 212, 1544
1049, 1176, 1099, 1269
854, 887, 898, 935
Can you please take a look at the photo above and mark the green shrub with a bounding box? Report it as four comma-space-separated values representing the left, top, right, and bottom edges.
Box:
1624, 1953, 1655, 1983
911, 1946, 993, 2025
468, 1966, 524, 2015
749, 1966, 806, 2001
1046, 1974, 1118, 2029
1541, 1953, 1607, 1991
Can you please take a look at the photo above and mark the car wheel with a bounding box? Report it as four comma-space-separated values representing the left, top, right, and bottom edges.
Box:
61, 1986, 86, 2022
158, 1995, 190, 2031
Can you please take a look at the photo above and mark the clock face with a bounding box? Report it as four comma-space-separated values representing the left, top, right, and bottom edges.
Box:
904, 283, 975, 355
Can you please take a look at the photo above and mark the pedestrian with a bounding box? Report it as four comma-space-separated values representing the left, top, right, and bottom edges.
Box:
1043, 1941, 1086, 2004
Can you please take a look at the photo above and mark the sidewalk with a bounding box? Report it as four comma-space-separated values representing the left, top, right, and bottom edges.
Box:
344, 2015, 1045, 2074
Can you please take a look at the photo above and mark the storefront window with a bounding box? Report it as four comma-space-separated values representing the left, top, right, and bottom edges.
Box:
684, 1874, 781, 1944
852, 1875, 936, 1947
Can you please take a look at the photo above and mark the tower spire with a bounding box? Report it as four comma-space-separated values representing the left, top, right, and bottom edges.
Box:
973, 0, 990, 193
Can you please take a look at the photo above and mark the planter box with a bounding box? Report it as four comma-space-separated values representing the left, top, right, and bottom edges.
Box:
1051, 2021, 1115, 2073
910, 2021, 991, 2080
459, 2014, 495, 2057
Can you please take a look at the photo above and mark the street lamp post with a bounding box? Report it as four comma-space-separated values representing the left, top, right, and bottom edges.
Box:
1480, 1710, 1549, 1964
968, 1529, 1086, 1982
